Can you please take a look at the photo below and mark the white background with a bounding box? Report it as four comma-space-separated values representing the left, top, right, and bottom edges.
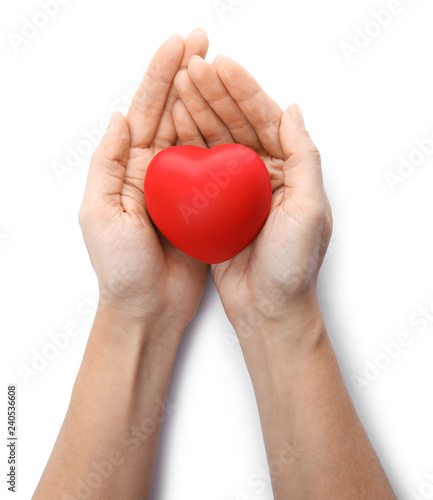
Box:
2, 0, 433, 498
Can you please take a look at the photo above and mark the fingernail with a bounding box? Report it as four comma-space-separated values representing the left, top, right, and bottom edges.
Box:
107, 110, 121, 132
288, 103, 306, 129
190, 28, 207, 36
213, 54, 226, 65
188, 54, 204, 67
169, 33, 184, 42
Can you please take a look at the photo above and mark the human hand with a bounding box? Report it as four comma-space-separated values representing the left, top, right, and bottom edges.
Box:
173, 55, 332, 346
79, 31, 209, 344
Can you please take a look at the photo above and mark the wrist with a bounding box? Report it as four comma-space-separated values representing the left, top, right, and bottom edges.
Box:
90, 301, 187, 357
239, 313, 329, 396
71, 303, 183, 409
232, 292, 327, 363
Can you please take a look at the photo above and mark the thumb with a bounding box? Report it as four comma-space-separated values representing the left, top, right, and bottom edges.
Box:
83, 111, 130, 201
279, 104, 323, 201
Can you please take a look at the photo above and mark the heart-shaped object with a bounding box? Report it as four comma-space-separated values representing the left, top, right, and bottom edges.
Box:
144, 144, 272, 264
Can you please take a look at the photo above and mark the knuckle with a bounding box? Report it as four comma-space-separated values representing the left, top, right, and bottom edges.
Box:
298, 129, 320, 155
306, 139, 321, 160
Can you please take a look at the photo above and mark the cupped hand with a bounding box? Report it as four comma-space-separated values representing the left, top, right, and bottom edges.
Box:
79, 31, 209, 340
173, 55, 332, 340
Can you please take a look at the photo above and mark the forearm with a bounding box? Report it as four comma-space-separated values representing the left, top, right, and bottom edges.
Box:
239, 301, 396, 500
33, 305, 181, 500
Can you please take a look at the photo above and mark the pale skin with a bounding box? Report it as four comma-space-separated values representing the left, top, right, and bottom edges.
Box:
32, 30, 209, 500
32, 31, 396, 500
173, 55, 396, 499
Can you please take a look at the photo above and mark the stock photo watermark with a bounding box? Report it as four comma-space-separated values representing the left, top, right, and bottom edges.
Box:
6, 385, 17, 493
384, 130, 433, 192
16, 296, 97, 385
323, 240, 341, 262
226, 439, 306, 500
178, 158, 247, 224
340, 0, 416, 64
350, 296, 433, 392
7, 0, 72, 53
61, 396, 178, 500
409, 469, 433, 499
51, 87, 137, 183
213, 0, 246, 21
222, 240, 340, 355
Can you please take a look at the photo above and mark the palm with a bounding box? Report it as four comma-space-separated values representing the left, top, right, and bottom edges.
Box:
80, 31, 209, 330
173, 54, 331, 324
212, 170, 327, 322
84, 147, 208, 329
105, 144, 207, 323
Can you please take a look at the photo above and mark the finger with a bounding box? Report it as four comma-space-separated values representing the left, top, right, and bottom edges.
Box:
82, 111, 130, 204
174, 68, 234, 147
153, 29, 209, 150
280, 104, 324, 201
182, 28, 210, 69
187, 55, 264, 154
173, 99, 207, 148
127, 35, 184, 149
214, 56, 284, 158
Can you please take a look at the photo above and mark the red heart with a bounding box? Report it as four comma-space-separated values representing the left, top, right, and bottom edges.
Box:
144, 144, 272, 264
